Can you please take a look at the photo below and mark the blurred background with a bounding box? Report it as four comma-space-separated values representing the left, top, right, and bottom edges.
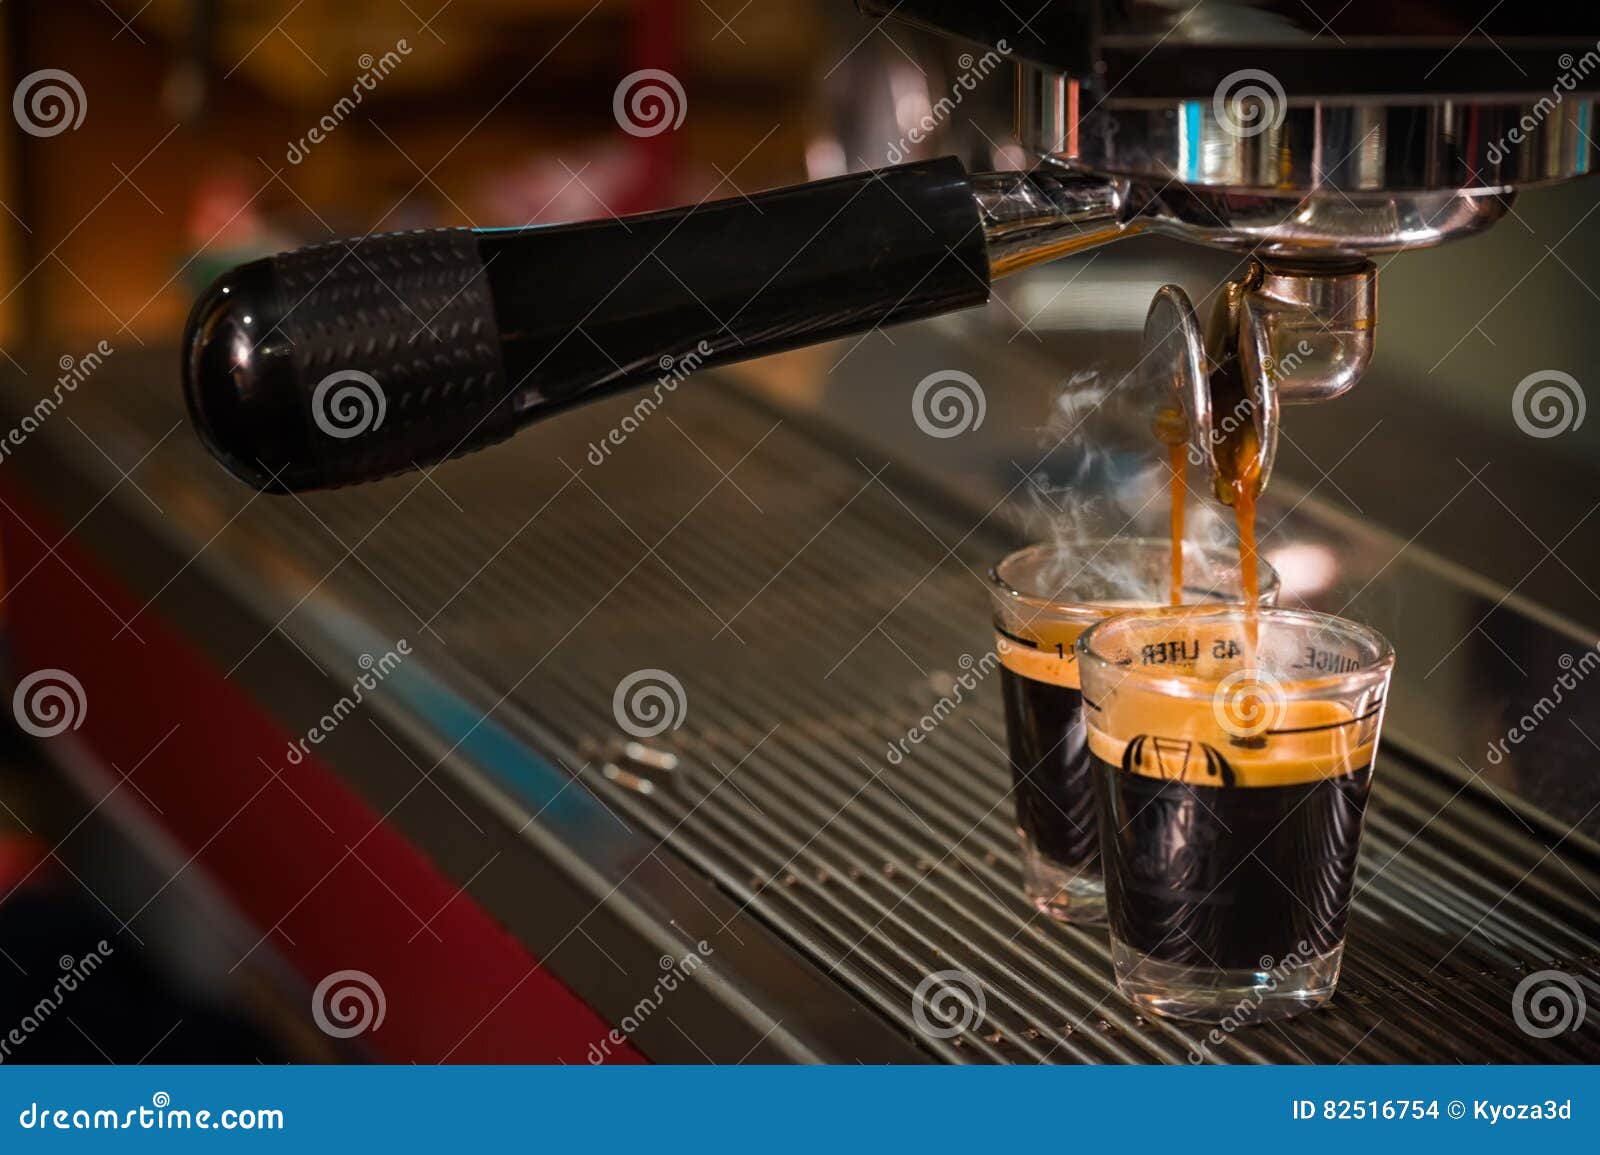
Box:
0, 1, 1595, 1065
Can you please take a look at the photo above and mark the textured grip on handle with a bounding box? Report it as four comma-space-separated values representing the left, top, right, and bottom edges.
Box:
183, 228, 513, 492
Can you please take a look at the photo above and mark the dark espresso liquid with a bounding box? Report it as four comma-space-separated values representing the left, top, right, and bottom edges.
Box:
1000, 668, 1098, 873
1094, 750, 1373, 968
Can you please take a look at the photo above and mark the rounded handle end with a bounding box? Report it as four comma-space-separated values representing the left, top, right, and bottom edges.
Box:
182, 229, 517, 493
182, 259, 307, 493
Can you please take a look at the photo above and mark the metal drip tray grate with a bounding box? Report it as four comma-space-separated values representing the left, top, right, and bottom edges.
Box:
59, 362, 1600, 1063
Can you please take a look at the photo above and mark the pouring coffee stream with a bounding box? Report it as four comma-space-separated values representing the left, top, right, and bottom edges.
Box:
1142, 264, 1286, 640
1151, 405, 1189, 608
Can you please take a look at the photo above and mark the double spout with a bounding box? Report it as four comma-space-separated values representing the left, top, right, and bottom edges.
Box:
1142, 258, 1377, 505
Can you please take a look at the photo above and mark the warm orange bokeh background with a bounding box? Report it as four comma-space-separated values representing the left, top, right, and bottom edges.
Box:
2, 0, 825, 351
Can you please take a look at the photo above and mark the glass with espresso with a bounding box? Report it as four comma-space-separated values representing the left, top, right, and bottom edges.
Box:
987, 540, 1279, 923
1077, 605, 1394, 1021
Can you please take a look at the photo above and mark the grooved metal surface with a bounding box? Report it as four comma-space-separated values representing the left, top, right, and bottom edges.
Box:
51, 360, 1600, 1063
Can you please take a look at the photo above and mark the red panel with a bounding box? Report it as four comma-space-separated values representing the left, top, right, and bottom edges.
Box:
0, 482, 643, 1064
624, 0, 684, 212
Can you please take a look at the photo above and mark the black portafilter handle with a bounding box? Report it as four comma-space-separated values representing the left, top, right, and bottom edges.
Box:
182, 157, 992, 493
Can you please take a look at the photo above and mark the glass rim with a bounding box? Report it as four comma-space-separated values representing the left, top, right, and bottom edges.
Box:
1076, 604, 1395, 700
988, 537, 1281, 618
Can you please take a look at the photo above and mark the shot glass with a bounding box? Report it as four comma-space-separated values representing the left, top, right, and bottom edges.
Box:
1077, 605, 1394, 1021
987, 540, 1279, 923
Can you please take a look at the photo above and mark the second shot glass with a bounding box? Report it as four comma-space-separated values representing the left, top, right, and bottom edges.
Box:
1078, 605, 1395, 1022
987, 539, 1278, 923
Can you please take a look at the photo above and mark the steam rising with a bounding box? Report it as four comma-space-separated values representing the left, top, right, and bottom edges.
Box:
1021, 366, 1237, 601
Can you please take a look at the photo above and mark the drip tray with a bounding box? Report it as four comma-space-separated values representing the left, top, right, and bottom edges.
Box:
24, 356, 1600, 1064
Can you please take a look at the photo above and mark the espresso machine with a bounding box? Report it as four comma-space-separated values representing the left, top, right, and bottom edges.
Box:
183, 3, 1600, 506
0, 0, 1554, 1063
